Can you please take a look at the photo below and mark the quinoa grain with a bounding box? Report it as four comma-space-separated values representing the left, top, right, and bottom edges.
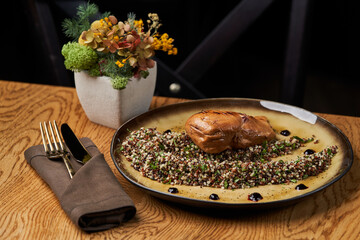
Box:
118, 128, 337, 190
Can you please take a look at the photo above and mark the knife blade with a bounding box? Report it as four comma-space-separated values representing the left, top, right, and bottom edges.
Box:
60, 123, 91, 164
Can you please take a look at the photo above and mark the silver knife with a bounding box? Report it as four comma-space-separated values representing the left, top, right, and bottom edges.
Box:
60, 123, 91, 164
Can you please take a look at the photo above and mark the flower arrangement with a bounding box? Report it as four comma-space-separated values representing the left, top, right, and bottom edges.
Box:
61, 3, 177, 89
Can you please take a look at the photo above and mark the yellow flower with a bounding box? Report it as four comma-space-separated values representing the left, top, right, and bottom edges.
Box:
151, 37, 161, 50
151, 33, 177, 55
122, 56, 131, 64
104, 17, 113, 27
168, 47, 178, 55
93, 32, 102, 37
161, 33, 169, 40
115, 60, 124, 68
134, 19, 144, 32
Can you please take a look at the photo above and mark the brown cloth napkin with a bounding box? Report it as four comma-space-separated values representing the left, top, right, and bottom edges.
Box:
24, 137, 136, 232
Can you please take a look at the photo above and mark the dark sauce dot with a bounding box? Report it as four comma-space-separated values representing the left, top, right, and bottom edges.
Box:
280, 130, 291, 136
168, 187, 178, 194
209, 194, 220, 200
248, 192, 263, 202
295, 184, 308, 190
304, 149, 315, 155
163, 129, 172, 134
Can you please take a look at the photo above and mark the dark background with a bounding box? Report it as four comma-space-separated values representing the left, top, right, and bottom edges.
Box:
4, 0, 359, 116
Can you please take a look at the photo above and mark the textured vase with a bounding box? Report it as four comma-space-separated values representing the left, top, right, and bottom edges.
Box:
74, 63, 157, 129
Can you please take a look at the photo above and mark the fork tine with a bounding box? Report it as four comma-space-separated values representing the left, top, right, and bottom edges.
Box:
40, 120, 75, 178
43, 121, 54, 152
40, 122, 50, 153
53, 120, 65, 152
48, 121, 60, 151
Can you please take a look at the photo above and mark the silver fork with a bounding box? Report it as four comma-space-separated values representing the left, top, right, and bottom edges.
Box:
40, 120, 75, 178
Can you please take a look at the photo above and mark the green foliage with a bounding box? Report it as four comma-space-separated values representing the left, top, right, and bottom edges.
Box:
111, 76, 129, 90
61, 42, 98, 71
88, 64, 101, 77
62, 2, 99, 41
100, 54, 119, 76
96, 54, 134, 89
117, 61, 135, 79
140, 70, 149, 79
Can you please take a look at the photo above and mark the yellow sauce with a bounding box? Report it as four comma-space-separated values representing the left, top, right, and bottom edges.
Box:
118, 106, 347, 204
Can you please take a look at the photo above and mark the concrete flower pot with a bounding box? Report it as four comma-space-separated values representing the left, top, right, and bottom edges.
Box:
74, 63, 157, 129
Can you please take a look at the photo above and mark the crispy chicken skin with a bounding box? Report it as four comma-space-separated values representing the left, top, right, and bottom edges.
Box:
185, 110, 276, 153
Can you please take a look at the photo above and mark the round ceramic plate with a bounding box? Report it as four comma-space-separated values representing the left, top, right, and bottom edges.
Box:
110, 98, 353, 209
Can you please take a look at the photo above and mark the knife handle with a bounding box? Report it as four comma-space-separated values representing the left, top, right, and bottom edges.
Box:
61, 154, 75, 179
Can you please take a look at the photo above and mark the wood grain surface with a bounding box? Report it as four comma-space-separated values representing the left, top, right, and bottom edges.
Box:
0, 80, 359, 239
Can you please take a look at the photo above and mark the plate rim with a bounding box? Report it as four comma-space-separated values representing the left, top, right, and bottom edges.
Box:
110, 98, 354, 208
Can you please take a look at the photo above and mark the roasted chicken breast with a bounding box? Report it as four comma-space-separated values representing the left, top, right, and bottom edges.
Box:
185, 110, 276, 153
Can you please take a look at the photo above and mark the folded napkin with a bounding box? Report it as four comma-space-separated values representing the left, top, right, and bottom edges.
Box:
24, 137, 136, 232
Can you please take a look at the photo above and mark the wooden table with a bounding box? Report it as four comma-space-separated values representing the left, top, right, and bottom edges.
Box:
0, 80, 359, 239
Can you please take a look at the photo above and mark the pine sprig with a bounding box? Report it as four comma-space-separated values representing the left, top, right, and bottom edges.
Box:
127, 12, 136, 29
62, 2, 99, 41
101, 11, 112, 19
77, 2, 98, 20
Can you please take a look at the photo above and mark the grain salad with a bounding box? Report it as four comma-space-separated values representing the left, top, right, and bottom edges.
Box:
118, 127, 338, 190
